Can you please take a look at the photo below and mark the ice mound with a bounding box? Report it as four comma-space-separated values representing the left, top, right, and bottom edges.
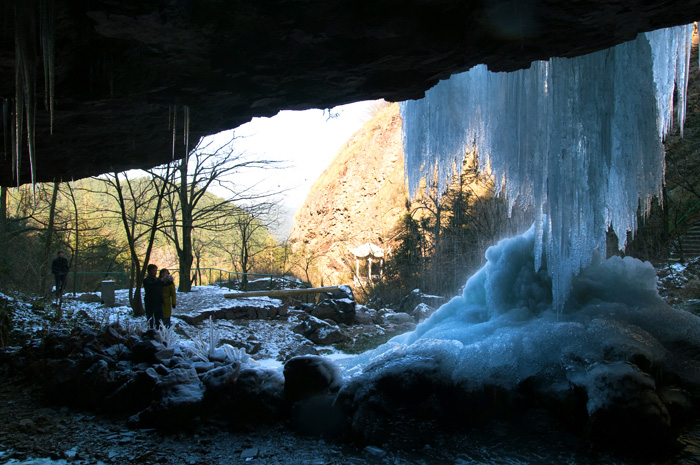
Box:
339, 226, 700, 444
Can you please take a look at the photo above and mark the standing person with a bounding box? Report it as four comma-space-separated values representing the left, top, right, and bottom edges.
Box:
159, 268, 176, 328
142, 264, 165, 330
51, 251, 69, 296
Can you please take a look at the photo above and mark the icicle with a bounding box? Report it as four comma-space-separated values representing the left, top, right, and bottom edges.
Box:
401, 24, 694, 312
2, 99, 8, 161
183, 105, 190, 155
11, 96, 20, 184
171, 104, 177, 159
39, 0, 54, 135
14, 0, 38, 189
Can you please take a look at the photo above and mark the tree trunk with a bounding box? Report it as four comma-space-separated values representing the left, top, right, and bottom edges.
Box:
40, 181, 59, 294
178, 154, 194, 292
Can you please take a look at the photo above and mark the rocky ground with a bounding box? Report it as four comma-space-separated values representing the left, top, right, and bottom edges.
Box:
2, 366, 679, 465
0, 369, 378, 465
0, 283, 435, 465
3, 268, 700, 465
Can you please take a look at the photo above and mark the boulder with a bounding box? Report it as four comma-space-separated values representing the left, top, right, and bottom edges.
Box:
289, 393, 346, 437
201, 363, 241, 392
353, 306, 375, 325
229, 367, 285, 423
76, 293, 102, 303
132, 339, 166, 365
572, 361, 673, 446
311, 288, 356, 325
292, 316, 349, 345
412, 303, 437, 322
398, 290, 446, 315
283, 355, 343, 404
382, 311, 416, 325
132, 367, 205, 429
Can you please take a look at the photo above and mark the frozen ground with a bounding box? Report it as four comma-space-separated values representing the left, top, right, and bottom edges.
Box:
4, 256, 700, 465
4, 284, 344, 366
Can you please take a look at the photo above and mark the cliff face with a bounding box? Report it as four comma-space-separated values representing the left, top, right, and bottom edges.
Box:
290, 103, 406, 286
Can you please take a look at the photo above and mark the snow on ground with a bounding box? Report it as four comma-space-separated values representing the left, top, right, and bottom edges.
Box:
5, 284, 341, 367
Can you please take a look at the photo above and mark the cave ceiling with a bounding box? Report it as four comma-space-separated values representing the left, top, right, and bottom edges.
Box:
0, 0, 699, 186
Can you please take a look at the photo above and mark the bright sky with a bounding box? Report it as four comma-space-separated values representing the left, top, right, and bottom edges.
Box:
202, 100, 379, 212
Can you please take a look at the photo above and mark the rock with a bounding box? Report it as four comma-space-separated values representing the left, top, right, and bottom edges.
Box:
154, 347, 176, 364
289, 394, 346, 437
201, 363, 241, 392
104, 369, 157, 413
102, 344, 131, 362
572, 361, 672, 446
76, 293, 102, 303
278, 344, 319, 362
398, 290, 446, 315
363, 446, 387, 459
412, 303, 437, 322
18, 418, 36, 433
658, 386, 694, 421
382, 311, 416, 325
283, 356, 343, 404
292, 316, 349, 345
132, 340, 166, 365
240, 448, 258, 459
310, 289, 356, 325
134, 367, 205, 429
353, 306, 375, 325
230, 367, 285, 423
192, 361, 217, 373
336, 345, 459, 445
177, 304, 287, 324
101, 323, 127, 346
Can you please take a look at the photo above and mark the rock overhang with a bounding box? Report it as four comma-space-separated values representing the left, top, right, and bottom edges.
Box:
0, 0, 699, 186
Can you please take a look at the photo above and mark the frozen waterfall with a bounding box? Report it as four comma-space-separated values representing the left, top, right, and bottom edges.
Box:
400, 24, 694, 310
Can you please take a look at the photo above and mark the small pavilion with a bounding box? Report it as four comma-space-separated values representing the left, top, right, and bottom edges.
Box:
349, 243, 384, 283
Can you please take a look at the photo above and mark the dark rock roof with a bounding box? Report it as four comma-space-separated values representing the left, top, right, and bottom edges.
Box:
0, 0, 699, 185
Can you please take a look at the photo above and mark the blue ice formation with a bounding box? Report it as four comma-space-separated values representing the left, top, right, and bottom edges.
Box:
400, 24, 694, 310
344, 226, 700, 416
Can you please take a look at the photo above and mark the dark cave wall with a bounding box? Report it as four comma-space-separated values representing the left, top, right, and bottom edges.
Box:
0, 0, 699, 185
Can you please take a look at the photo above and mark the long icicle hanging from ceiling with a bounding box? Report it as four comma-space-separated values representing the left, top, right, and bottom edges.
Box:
12, 0, 56, 190
40, 0, 55, 135
400, 24, 694, 312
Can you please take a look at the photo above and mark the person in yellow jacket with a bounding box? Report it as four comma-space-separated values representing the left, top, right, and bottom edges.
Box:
159, 268, 177, 328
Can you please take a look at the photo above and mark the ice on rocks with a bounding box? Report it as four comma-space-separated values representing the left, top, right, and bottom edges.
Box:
341, 226, 700, 420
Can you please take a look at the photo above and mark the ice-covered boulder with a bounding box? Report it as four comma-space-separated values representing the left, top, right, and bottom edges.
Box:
131, 367, 205, 429
338, 226, 700, 447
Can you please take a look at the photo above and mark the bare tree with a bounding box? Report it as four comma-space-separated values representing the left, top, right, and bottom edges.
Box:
155, 136, 280, 292
99, 169, 171, 316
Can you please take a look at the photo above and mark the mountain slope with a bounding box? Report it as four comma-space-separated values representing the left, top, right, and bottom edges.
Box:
290, 103, 406, 286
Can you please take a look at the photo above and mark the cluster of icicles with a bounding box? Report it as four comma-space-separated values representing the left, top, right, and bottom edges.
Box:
4, 0, 56, 189
400, 24, 695, 311
5, 0, 191, 191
